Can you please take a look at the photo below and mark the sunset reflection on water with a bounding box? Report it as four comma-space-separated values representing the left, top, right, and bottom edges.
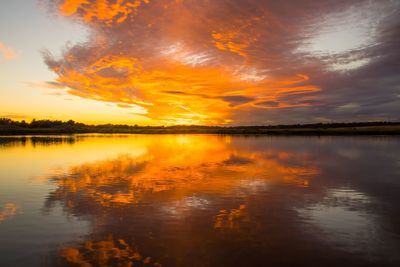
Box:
0, 135, 400, 267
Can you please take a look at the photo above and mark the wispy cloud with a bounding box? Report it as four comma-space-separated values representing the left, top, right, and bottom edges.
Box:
25, 80, 65, 89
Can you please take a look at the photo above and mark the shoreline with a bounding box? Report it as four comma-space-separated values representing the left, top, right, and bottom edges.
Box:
1, 126, 400, 136
2, 119, 400, 136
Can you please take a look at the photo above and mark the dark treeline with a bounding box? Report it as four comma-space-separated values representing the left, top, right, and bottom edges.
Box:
0, 136, 76, 148
1, 118, 400, 135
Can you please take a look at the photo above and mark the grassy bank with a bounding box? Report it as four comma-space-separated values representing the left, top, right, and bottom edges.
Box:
1, 118, 400, 135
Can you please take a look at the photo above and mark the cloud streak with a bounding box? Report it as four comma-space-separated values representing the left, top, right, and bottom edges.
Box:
42, 0, 400, 124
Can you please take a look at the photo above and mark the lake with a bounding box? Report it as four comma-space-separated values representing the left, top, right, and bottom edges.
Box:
0, 134, 400, 267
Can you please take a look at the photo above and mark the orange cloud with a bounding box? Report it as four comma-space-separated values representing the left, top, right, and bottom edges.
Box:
44, 48, 319, 124
211, 16, 261, 57
59, 0, 150, 25
43, 0, 327, 125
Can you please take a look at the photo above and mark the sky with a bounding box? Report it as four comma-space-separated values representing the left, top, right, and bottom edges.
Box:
0, 0, 399, 125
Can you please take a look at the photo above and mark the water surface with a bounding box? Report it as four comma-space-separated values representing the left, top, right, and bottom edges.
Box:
0, 134, 399, 266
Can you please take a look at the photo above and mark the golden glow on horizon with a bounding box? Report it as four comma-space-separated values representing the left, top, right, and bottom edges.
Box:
48, 50, 319, 125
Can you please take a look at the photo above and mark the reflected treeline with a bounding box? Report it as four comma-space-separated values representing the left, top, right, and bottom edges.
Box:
0, 136, 77, 148
39, 136, 400, 267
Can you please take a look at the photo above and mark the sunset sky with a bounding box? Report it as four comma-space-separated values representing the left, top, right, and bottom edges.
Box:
1, 0, 399, 125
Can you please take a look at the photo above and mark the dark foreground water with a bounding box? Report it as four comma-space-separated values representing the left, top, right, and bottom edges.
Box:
0, 134, 399, 267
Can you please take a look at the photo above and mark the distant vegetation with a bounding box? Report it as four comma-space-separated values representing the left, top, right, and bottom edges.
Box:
0, 118, 400, 135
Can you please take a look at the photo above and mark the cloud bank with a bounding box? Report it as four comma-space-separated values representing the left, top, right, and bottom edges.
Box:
42, 0, 400, 125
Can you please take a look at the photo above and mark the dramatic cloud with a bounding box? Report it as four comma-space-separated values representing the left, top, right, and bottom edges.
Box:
42, 0, 400, 125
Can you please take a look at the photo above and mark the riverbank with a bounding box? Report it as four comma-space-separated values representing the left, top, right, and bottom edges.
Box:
1, 122, 400, 135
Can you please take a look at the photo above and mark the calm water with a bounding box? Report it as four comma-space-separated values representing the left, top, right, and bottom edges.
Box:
0, 134, 400, 267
